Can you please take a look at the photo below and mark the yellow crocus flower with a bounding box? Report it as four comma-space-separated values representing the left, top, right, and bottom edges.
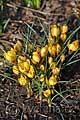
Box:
52, 67, 60, 76
60, 24, 68, 34
18, 59, 30, 74
36, 47, 41, 53
26, 65, 35, 78
18, 56, 26, 65
48, 44, 56, 56
49, 76, 57, 86
60, 54, 65, 63
18, 74, 28, 86
68, 40, 79, 53
40, 45, 48, 57
50, 62, 56, 69
48, 34, 55, 44
48, 57, 53, 64
23, 61, 30, 72
60, 33, 67, 42
40, 64, 45, 71
14, 40, 22, 52
32, 51, 40, 64
18, 62, 25, 73
43, 89, 51, 97
39, 74, 45, 82
3, 48, 16, 64
50, 24, 60, 37
56, 43, 61, 55
13, 65, 19, 75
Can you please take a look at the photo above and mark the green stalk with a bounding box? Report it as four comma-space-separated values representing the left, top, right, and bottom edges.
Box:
53, 89, 68, 104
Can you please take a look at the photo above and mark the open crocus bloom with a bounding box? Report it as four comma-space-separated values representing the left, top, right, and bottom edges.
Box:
3, 48, 16, 64
68, 40, 79, 53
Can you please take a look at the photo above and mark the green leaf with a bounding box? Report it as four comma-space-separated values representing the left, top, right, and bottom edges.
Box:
33, 0, 41, 8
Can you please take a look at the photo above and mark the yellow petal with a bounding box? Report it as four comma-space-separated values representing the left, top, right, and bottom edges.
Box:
39, 74, 45, 82
68, 40, 79, 53
23, 60, 30, 72
60, 24, 68, 34
18, 56, 26, 64
56, 44, 61, 55
60, 54, 65, 63
18, 74, 28, 86
48, 57, 53, 64
50, 62, 56, 69
52, 67, 60, 76
49, 76, 57, 86
18, 59, 30, 74
60, 33, 67, 42
48, 34, 55, 44
32, 52, 40, 64
3, 48, 16, 63
40, 45, 48, 57
43, 89, 51, 97
18, 62, 25, 73
40, 64, 45, 71
48, 44, 56, 56
26, 65, 35, 78
14, 40, 22, 52
50, 24, 60, 37
13, 65, 19, 75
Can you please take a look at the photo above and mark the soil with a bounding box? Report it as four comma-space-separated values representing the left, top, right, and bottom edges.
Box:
0, 0, 80, 120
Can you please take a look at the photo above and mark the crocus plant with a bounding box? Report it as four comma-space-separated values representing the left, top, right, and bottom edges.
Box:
3, 24, 80, 107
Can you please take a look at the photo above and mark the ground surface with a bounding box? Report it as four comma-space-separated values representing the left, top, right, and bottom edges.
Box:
0, 0, 80, 120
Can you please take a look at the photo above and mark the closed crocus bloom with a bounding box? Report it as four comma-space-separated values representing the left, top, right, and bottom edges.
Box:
14, 40, 22, 52
50, 62, 56, 69
60, 24, 68, 34
32, 51, 40, 64
40, 64, 45, 71
40, 45, 48, 57
48, 34, 55, 44
49, 76, 57, 86
4, 48, 16, 64
50, 24, 60, 37
68, 40, 79, 53
43, 89, 51, 97
39, 74, 45, 82
60, 33, 67, 42
27, 65, 35, 78
60, 54, 65, 63
48, 44, 56, 56
13, 65, 19, 75
48, 57, 53, 64
56, 43, 61, 55
52, 67, 60, 76
18, 74, 28, 86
